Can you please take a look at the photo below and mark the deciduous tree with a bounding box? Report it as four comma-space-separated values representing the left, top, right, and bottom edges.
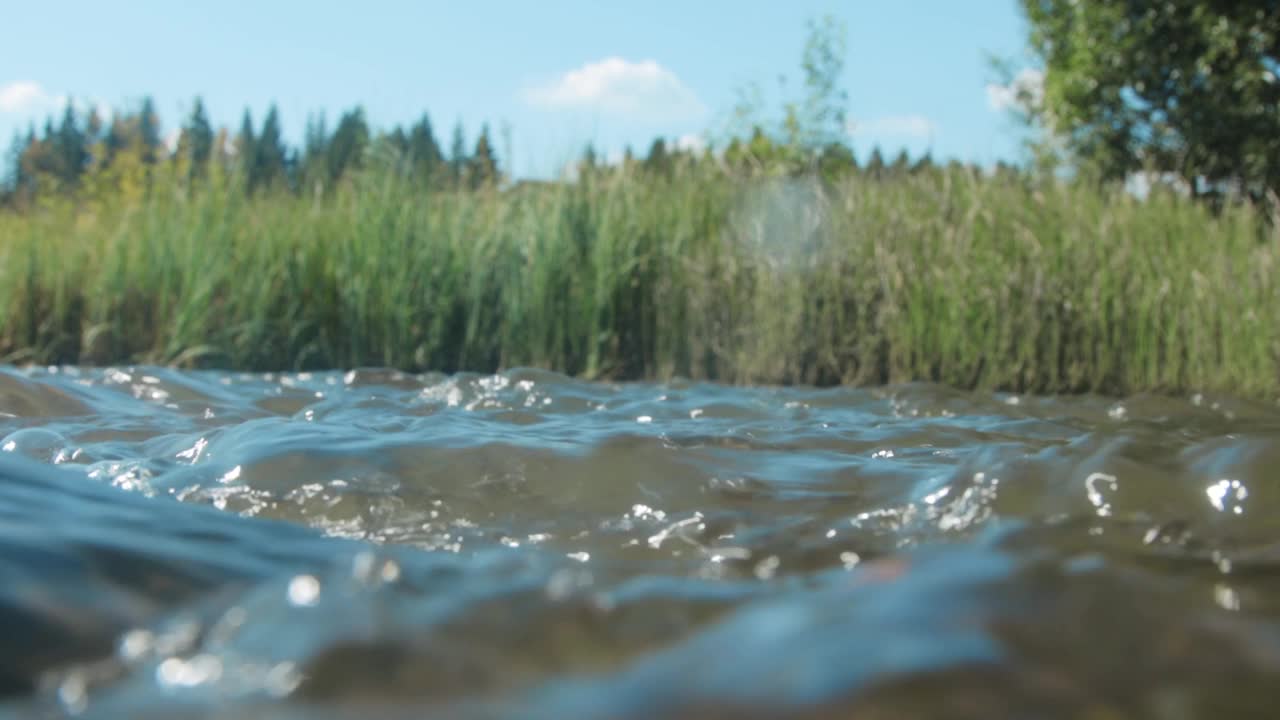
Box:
1020, 0, 1279, 202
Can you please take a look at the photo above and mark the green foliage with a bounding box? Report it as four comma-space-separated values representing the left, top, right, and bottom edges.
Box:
0, 161, 1274, 396
725, 13, 852, 173
1021, 0, 1280, 203
795, 14, 849, 149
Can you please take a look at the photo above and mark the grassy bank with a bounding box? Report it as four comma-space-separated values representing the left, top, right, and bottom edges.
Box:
0, 163, 1275, 396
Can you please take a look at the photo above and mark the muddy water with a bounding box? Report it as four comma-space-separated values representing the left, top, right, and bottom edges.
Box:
1, 366, 1279, 719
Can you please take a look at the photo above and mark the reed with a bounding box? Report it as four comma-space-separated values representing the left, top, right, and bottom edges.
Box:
0, 161, 1274, 396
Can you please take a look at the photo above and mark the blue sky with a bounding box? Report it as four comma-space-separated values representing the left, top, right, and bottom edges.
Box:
0, 1, 1035, 179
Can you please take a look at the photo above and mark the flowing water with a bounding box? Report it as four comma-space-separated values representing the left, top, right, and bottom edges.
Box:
2, 365, 1280, 719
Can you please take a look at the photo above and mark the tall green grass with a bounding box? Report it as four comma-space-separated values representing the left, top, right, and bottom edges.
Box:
0, 162, 1276, 396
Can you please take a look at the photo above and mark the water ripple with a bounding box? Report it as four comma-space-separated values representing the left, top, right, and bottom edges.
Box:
0, 366, 1278, 718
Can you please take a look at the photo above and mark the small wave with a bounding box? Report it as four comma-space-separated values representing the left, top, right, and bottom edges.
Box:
1, 366, 1278, 718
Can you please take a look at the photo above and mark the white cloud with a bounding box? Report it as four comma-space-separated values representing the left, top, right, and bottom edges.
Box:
0, 81, 59, 114
848, 114, 937, 139
605, 147, 628, 166
675, 132, 706, 153
987, 68, 1044, 113
0, 83, 113, 124
524, 57, 706, 121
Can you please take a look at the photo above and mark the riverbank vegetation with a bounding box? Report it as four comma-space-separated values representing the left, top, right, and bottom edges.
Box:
1, 146, 1275, 395
0, 6, 1276, 396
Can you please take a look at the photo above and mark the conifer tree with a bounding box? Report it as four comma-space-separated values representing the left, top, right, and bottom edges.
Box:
911, 152, 935, 175
889, 148, 911, 176
326, 107, 369, 184
235, 109, 257, 187
865, 146, 885, 179
448, 121, 467, 187
54, 105, 88, 188
578, 142, 599, 179
467, 123, 499, 189
103, 114, 128, 166
253, 104, 289, 191
300, 112, 328, 190
180, 97, 214, 180
407, 112, 443, 185
137, 96, 162, 164
643, 137, 670, 175
385, 126, 409, 157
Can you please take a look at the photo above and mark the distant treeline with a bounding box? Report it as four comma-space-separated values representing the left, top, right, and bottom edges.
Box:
0, 96, 1016, 211
0, 98, 503, 207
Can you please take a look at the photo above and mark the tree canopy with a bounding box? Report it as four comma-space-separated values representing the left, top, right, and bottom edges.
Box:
1021, 0, 1279, 202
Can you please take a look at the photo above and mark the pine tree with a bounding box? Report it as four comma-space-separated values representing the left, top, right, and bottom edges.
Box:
54, 105, 88, 189
300, 111, 328, 191
865, 146, 885, 180
407, 112, 443, 186
253, 104, 288, 191
448, 121, 467, 188
467, 123, 499, 189
643, 137, 669, 175
577, 142, 599, 179
889, 148, 910, 176
181, 97, 214, 180
910, 152, 935, 175
104, 114, 128, 165
235, 109, 257, 187
385, 126, 409, 158
137, 96, 162, 164
326, 107, 369, 184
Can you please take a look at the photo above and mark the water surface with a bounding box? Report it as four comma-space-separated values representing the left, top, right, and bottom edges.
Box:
2, 366, 1279, 718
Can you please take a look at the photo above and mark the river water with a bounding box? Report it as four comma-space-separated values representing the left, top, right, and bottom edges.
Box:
1, 365, 1279, 719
